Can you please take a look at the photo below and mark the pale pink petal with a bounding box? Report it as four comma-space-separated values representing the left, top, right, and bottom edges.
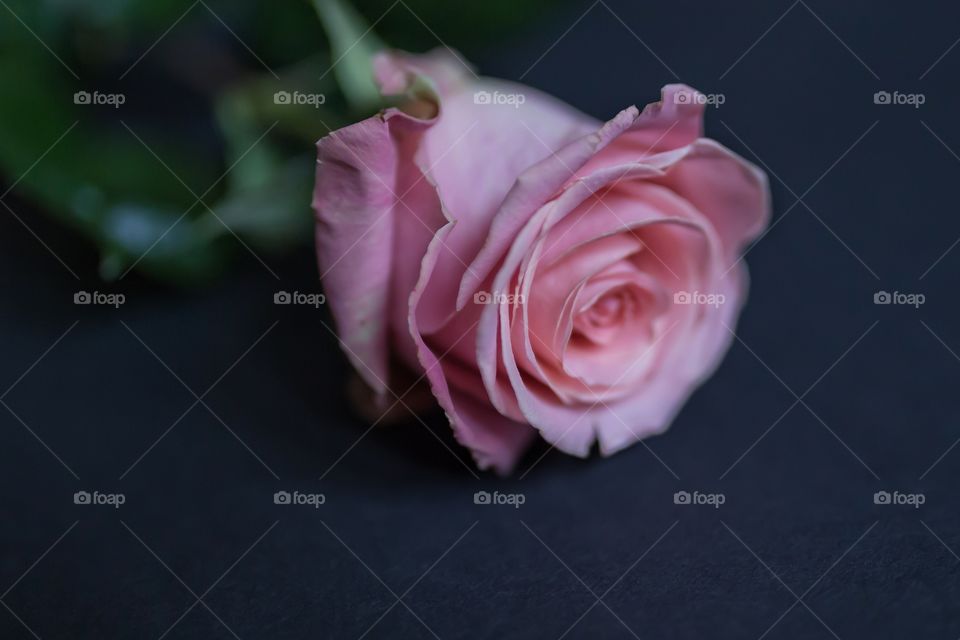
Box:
314, 117, 401, 398
654, 139, 770, 262
409, 222, 536, 473
458, 106, 639, 309
374, 47, 473, 99
414, 83, 599, 334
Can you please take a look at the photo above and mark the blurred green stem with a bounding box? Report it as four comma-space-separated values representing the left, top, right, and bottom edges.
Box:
311, 0, 385, 114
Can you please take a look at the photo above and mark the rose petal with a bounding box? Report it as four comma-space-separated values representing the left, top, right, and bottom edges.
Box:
314, 116, 401, 398
654, 139, 770, 262
415, 82, 599, 333
457, 106, 640, 309
409, 222, 536, 473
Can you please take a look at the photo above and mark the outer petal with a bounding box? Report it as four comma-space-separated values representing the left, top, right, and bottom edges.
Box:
600, 84, 707, 157
374, 48, 473, 99
413, 78, 599, 334
456, 84, 712, 310
653, 139, 770, 262
409, 223, 537, 473
314, 116, 401, 398
314, 51, 455, 399
457, 106, 639, 309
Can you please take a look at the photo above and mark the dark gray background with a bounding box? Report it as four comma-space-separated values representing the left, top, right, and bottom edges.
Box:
3, 0, 960, 637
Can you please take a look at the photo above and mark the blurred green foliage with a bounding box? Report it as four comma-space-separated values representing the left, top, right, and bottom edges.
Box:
0, 0, 571, 285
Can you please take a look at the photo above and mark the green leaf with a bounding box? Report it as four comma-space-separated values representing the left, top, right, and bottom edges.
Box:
98, 202, 232, 284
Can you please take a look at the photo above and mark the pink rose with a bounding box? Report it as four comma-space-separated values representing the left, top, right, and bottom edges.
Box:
314, 49, 770, 474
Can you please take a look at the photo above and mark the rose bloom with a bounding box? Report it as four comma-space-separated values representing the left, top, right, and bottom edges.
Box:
314, 49, 770, 474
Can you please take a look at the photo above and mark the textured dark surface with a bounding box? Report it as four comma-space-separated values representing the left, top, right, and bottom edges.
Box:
3, 0, 960, 638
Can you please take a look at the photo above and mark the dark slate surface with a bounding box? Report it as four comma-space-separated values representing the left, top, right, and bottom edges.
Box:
2, 0, 960, 637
